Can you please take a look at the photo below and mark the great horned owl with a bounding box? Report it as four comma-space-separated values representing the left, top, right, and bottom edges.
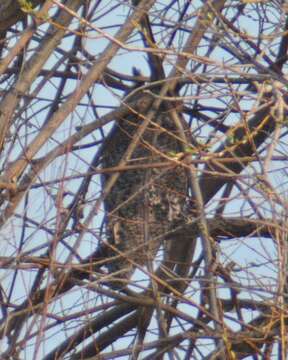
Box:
101, 93, 188, 281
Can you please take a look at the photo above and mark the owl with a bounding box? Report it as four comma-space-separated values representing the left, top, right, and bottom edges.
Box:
101, 94, 188, 283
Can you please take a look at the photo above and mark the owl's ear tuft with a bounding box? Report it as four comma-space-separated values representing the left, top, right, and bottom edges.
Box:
132, 67, 141, 77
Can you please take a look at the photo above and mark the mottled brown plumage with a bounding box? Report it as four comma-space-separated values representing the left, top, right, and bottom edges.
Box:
102, 95, 188, 280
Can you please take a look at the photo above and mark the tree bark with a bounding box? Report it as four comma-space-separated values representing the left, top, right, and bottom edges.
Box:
0, 0, 44, 31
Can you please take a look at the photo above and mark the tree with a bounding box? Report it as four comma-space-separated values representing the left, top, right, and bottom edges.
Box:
0, 0, 287, 358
